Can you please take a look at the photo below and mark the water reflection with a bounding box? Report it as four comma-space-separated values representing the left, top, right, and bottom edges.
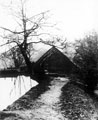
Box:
0, 76, 38, 110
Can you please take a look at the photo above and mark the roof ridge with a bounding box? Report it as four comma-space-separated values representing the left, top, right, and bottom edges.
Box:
34, 46, 60, 65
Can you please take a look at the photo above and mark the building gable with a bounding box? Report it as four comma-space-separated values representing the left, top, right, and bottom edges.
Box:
34, 46, 76, 76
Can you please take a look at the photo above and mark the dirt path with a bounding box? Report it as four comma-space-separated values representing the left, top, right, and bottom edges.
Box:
0, 77, 69, 120
28, 77, 68, 120
1, 77, 98, 120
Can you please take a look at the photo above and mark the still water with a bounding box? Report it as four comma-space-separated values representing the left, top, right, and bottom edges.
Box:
0, 76, 38, 110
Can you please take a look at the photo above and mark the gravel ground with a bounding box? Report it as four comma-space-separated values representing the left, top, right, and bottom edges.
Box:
0, 77, 98, 120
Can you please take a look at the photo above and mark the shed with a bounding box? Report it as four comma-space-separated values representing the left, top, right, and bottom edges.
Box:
34, 46, 76, 77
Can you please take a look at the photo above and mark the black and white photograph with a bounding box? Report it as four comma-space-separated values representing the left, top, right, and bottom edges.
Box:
0, 0, 98, 119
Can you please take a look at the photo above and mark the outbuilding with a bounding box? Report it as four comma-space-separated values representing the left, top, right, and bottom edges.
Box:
34, 46, 76, 77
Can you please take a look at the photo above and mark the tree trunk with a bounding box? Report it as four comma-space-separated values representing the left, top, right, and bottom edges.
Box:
19, 45, 36, 80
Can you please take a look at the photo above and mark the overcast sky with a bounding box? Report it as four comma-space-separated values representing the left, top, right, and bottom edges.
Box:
0, 0, 97, 43
0, 0, 98, 110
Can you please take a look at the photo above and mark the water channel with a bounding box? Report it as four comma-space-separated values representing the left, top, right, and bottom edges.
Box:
0, 76, 38, 110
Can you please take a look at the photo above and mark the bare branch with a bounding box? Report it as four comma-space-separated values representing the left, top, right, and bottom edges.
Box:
29, 32, 51, 37
27, 40, 42, 44
39, 38, 65, 49
28, 10, 50, 21
0, 42, 10, 47
0, 23, 39, 36
0, 39, 20, 47
0, 27, 24, 34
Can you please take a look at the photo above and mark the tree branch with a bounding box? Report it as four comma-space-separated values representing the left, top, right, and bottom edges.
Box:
0, 27, 24, 34
0, 39, 20, 47
28, 10, 50, 21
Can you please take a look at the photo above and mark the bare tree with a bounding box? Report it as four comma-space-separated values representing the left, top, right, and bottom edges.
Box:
0, 0, 67, 81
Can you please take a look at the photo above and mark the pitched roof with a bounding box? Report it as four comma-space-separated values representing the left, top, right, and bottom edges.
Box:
34, 46, 73, 66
